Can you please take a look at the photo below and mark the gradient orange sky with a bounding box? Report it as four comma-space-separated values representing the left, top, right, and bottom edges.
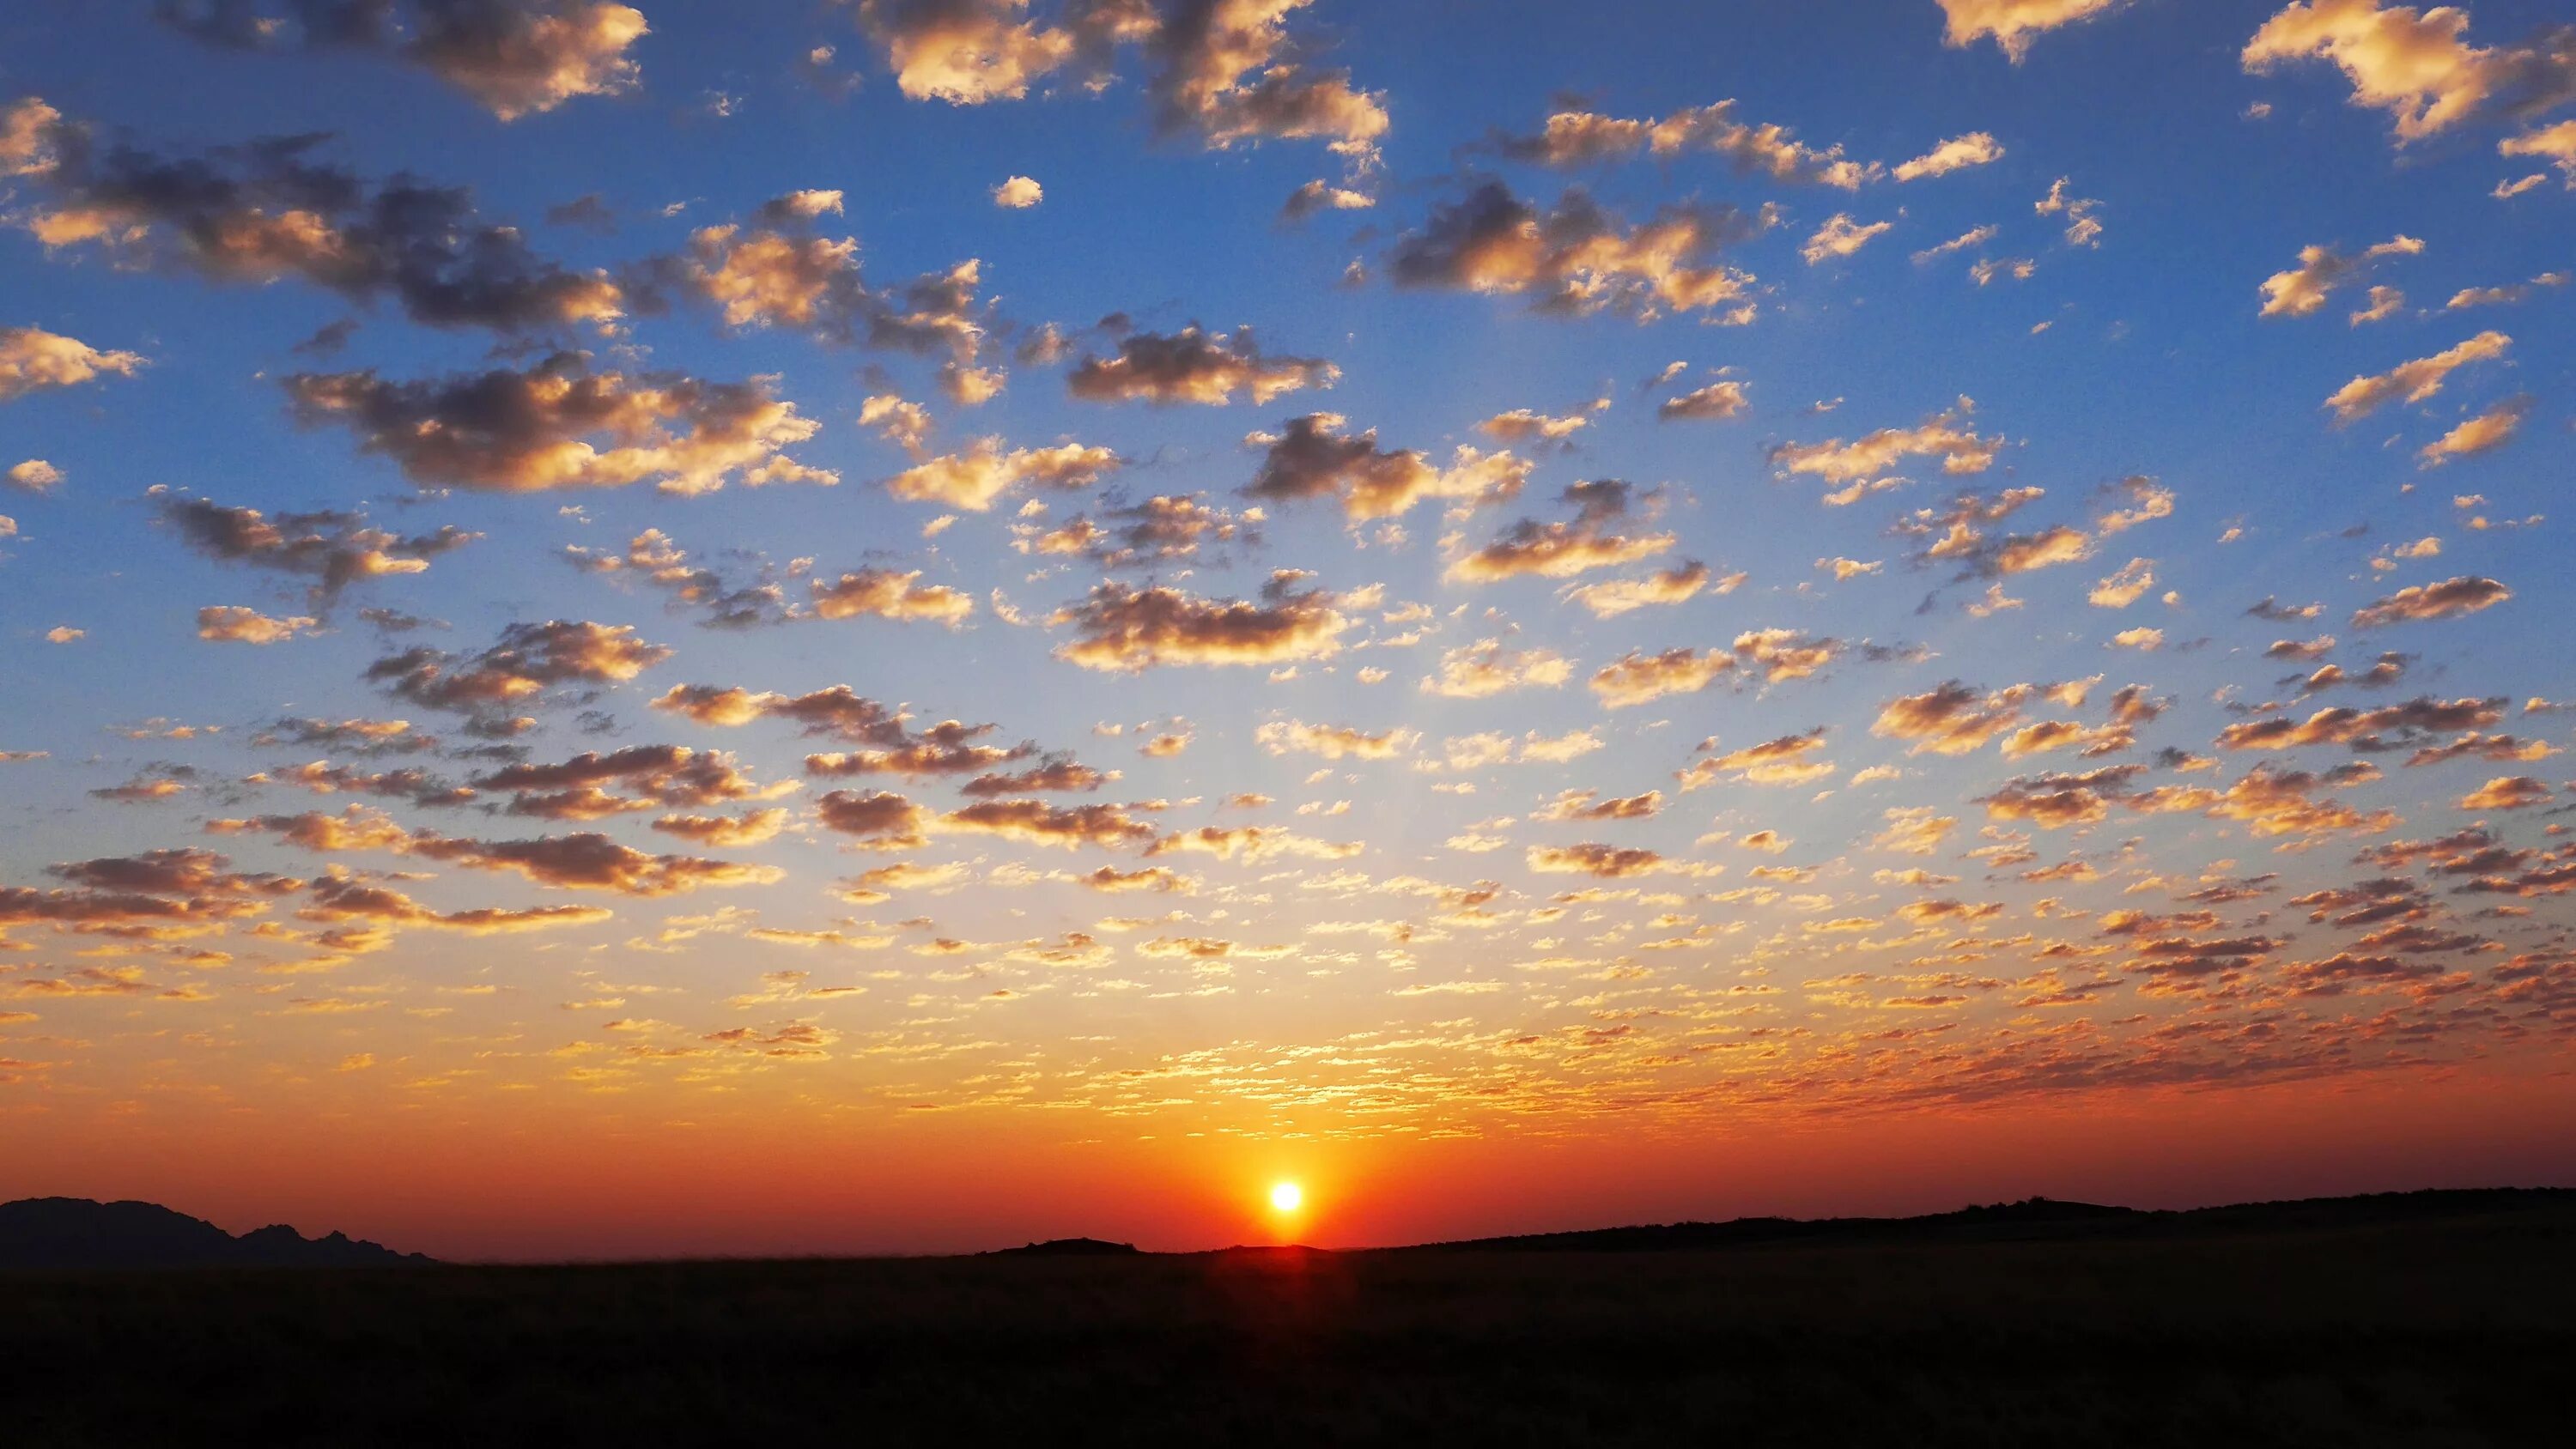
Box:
4, 0, 2574, 1258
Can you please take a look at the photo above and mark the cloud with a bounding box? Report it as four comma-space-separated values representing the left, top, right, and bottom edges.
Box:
1413, 640, 1577, 704
369, 619, 668, 729
1448, 479, 1675, 583
1476, 405, 1598, 446
2323, 331, 2510, 421
196, 605, 320, 644
472, 744, 776, 822
1769, 397, 2002, 482
941, 797, 1157, 850
2498, 118, 2576, 183
285, 354, 828, 496
2458, 775, 2553, 811
1491, 99, 1879, 186
815, 789, 933, 850
1049, 572, 1351, 671
1874, 680, 2051, 755
1526, 842, 1664, 878
1938, 0, 2126, 61
156, 494, 474, 611
300, 871, 611, 936
1588, 647, 1728, 708
884, 436, 1120, 510
1278, 178, 1373, 222
1255, 718, 1416, 760
993, 174, 1044, 208
1243, 413, 1528, 521
1872, 806, 1958, 855
1067, 326, 1337, 405
809, 569, 976, 624
0, 324, 145, 403
13, 105, 623, 332
2417, 397, 2530, 466
1678, 728, 1835, 788
2257, 233, 2422, 318
846, 0, 1078, 103
2350, 575, 2511, 627
1656, 380, 1749, 421
2033, 176, 2104, 246
1893, 130, 2006, 180
216, 809, 780, 895
1562, 561, 1732, 618
1801, 213, 1893, 264
161, 1, 649, 119
1388, 181, 1770, 321
2243, 0, 2576, 143
1141, 0, 1389, 161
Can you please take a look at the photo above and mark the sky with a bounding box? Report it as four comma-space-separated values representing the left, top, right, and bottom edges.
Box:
2, 0, 2573, 1261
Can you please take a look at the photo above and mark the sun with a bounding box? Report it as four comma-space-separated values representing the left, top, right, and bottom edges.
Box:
1268, 1180, 1303, 1213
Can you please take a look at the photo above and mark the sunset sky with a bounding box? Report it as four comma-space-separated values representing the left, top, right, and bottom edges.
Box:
3, 0, 2573, 1261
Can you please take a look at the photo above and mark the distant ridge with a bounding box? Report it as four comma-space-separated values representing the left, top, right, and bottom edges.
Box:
0, 1197, 434, 1271
989, 1237, 1143, 1257
1388, 1187, 2576, 1254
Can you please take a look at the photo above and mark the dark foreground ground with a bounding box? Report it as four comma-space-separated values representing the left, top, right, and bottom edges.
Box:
7, 1192, 2573, 1447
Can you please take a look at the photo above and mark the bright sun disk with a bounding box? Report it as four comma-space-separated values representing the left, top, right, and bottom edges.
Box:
1269, 1181, 1303, 1212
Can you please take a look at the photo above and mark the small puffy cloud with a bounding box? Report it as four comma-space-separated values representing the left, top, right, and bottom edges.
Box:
884, 437, 1120, 510
2458, 775, 2552, 811
1448, 480, 1674, 583
8, 459, 64, 491
155, 494, 474, 611
1872, 806, 1958, 855
2089, 559, 2155, 608
2350, 575, 2511, 628
1678, 728, 1835, 788
1769, 397, 2001, 483
2418, 397, 2530, 466
1050, 572, 1351, 672
196, 606, 320, 645
2242, 0, 2576, 144
1068, 326, 1337, 406
161, 1, 649, 120
1492, 98, 1877, 185
1938, 0, 2126, 61
2323, 331, 2509, 422
1526, 842, 1664, 878
0, 325, 145, 403
1388, 180, 1769, 321
1563, 561, 1732, 618
1801, 213, 1893, 265
2499, 119, 2576, 184
1657, 380, 1750, 421
993, 174, 1044, 208
1246, 413, 1528, 521
1589, 647, 1731, 708
285, 354, 828, 496
1894, 131, 2005, 180
810, 569, 975, 624
1255, 719, 1417, 760
2033, 177, 2104, 246
1420, 639, 1572, 698
2257, 234, 2422, 318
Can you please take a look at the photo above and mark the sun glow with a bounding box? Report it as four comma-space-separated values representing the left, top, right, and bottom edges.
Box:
1268, 1181, 1303, 1214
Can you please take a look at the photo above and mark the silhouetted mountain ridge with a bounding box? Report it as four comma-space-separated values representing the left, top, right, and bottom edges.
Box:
1388, 1187, 2575, 1253
0, 1197, 433, 1270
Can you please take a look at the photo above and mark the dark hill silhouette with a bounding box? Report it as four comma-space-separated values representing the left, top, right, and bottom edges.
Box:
1388, 1187, 2573, 1253
990, 1237, 1141, 1257
0, 1197, 433, 1270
